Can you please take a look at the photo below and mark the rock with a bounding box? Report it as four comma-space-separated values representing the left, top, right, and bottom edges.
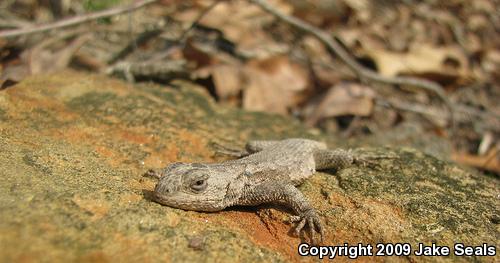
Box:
0, 71, 497, 262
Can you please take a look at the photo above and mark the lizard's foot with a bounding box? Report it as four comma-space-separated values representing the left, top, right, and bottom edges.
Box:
291, 209, 324, 244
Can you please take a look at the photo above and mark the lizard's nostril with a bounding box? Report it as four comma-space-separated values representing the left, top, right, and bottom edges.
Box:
155, 180, 174, 195
154, 183, 164, 193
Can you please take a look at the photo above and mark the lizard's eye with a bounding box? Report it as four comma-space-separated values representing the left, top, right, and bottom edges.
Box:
190, 179, 207, 191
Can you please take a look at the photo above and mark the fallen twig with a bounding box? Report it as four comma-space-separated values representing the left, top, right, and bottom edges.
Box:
249, 0, 455, 128
178, 1, 224, 45
107, 28, 164, 64
146, 0, 224, 63
375, 96, 500, 131
0, 0, 159, 38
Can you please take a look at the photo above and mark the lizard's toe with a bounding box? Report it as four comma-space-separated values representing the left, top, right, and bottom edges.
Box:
314, 216, 325, 243
289, 215, 301, 223
293, 210, 324, 244
294, 217, 307, 236
307, 217, 316, 243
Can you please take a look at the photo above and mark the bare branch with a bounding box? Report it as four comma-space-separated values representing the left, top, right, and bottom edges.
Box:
0, 0, 159, 38
146, 0, 224, 63
249, 0, 455, 128
178, 0, 224, 44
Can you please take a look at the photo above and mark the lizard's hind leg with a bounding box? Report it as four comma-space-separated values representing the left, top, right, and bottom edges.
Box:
211, 140, 279, 158
211, 142, 250, 158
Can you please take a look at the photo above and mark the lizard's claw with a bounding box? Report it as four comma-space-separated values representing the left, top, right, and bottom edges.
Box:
291, 209, 324, 244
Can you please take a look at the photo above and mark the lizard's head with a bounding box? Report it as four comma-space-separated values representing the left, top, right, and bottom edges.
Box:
153, 162, 238, 212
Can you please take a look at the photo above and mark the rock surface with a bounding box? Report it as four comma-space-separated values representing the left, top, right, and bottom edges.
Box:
0, 71, 498, 262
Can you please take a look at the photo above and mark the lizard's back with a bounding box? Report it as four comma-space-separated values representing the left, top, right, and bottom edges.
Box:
224, 138, 327, 185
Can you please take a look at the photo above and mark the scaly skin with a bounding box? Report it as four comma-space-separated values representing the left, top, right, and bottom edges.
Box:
151, 138, 375, 243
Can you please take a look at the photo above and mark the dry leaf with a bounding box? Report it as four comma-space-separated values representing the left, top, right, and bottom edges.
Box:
0, 64, 28, 90
343, 0, 371, 22
242, 56, 308, 114
290, 0, 349, 26
212, 64, 242, 100
452, 147, 500, 174
30, 33, 92, 74
197, 0, 291, 43
482, 49, 500, 76
366, 44, 469, 79
179, 0, 291, 59
306, 82, 375, 126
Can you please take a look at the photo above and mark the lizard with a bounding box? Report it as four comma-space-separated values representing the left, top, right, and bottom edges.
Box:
148, 138, 382, 243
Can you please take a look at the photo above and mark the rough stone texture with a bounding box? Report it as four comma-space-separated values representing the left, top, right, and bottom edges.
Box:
0, 71, 498, 262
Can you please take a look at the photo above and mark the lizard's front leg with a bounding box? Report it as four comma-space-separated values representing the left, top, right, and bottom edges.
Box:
237, 181, 324, 243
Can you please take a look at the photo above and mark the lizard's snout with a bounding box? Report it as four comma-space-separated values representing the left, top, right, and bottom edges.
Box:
154, 175, 181, 196
154, 181, 172, 195
153, 181, 174, 204
152, 176, 186, 207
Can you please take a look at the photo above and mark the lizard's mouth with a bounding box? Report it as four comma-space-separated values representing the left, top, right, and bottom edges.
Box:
152, 187, 186, 209
152, 182, 169, 203
152, 190, 176, 207
152, 191, 188, 210
152, 188, 225, 212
